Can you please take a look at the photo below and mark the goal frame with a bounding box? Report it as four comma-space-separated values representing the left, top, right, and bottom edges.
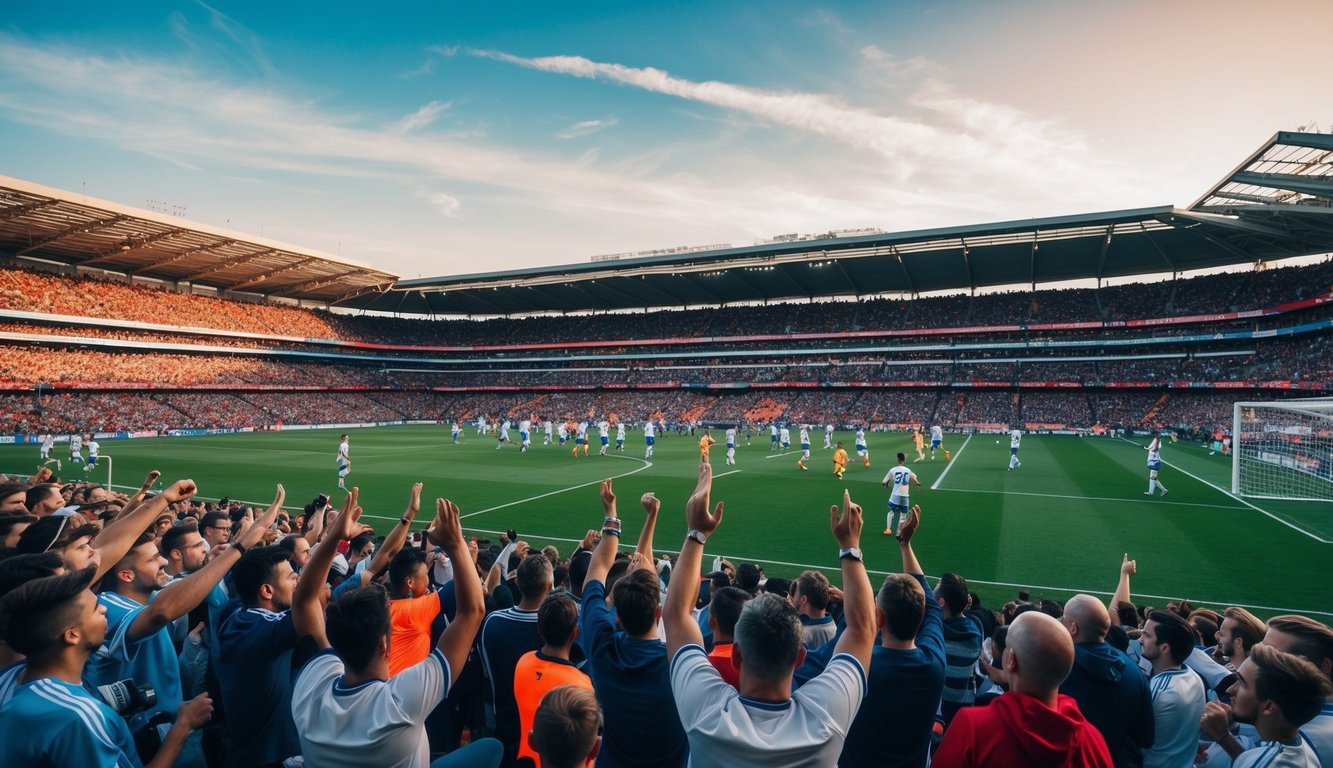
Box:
1232, 398, 1333, 502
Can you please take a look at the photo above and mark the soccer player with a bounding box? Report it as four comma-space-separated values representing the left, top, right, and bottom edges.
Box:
519, 417, 532, 452
797, 425, 812, 470
84, 437, 100, 472
68, 432, 84, 466
833, 442, 849, 480
451, 420, 461, 444
855, 427, 870, 467
1008, 427, 1022, 471
824, 423, 834, 450
930, 424, 945, 461
336, 433, 351, 489
644, 419, 657, 460
558, 420, 569, 447
724, 426, 737, 466
779, 424, 791, 453
882, 452, 922, 535
476, 415, 487, 436
597, 419, 611, 456
616, 421, 626, 452
39, 432, 59, 471
544, 419, 554, 445
498, 419, 512, 450
699, 429, 716, 465
573, 421, 589, 457
770, 422, 780, 452
1143, 435, 1168, 497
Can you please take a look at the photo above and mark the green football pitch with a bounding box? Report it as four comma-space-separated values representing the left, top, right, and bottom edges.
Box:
6, 426, 1330, 620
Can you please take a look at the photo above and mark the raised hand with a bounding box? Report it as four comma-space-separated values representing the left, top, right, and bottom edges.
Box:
830, 488, 863, 549
1121, 553, 1136, 577
163, 479, 198, 504
600, 478, 617, 515
328, 487, 362, 541
404, 482, 423, 521
138, 470, 161, 494
898, 504, 922, 544
178, 692, 214, 730
685, 463, 724, 535
427, 498, 464, 549
641, 492, 660, 517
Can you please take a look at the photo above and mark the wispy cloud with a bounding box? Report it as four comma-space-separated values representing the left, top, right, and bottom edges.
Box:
555, 117, 618, 140
394, 101, 452, 133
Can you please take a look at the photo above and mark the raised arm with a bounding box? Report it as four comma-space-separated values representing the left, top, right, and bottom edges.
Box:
897, 505, 923, 575
109, 470, 161, 523
294, 488, 360, 648
1109, 553, 1135, 610
362, 483, 422, 580
129, 485, 284, 642
427, 498, 485, 685
584, 479, 622, 587
91, 472, 176, 581
831, 489, 874, 671
664, 463, 724, 658
635, 492, 660, 562
303, 501, 326, 546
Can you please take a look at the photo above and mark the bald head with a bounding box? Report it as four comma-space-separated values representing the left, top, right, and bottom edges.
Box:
1064, 594, 1111, 642
1008, 611, 1075, 696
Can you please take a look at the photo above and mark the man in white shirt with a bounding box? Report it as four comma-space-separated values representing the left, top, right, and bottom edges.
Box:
1141, 610, 1206, 768
662, 465, 876, 767
290, 488, 493, 768
85, 438, 101, 472
881, 452, 921, 536
336, 434, 351, 489
1144, 435, 1168, 497
644, 420, 657, 460
1213, 643, 1329, 768
1008, 428, 1023, 471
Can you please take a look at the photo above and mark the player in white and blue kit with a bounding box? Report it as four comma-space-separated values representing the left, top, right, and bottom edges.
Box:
779, 425, 791, 452
823, 423, 834, 450
519, 418, 532, 452
930, 424, 944, 460
69, 432, 84, 465
616, 421, 626, 452
544, 419, 554, 445
39, 432, 60, 470
796, 426, 811, 470
558, 421, 569, 446
451, 420, 461, 444
724, 426, 737, 466
770, 423, 780, 451
85, 439, 100, 471
1008, 428, 1022, 470
854, 427, 869, 467
644, 420, 657, 460
881, 452, 921, 535
573, 421, 589, 457
1143, 435, 1168, 496
497, 420, 511, 449
597, 420, 611, 456
336, 434, 351, 489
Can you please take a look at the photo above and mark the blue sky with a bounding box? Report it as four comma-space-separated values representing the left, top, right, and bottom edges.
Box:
2, 1, 1330, 279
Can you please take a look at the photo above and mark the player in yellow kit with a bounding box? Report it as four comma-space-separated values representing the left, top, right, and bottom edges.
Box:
912, 426, 926, 463
832, 442, 849, 479
698, 429, 716, 464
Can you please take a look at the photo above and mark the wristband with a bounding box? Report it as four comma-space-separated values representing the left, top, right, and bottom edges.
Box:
601, 527, 621, 537
231, 542, 248, 556
686, 529, 707, 546
603, 516, 621, 526
399, 517, 410, 526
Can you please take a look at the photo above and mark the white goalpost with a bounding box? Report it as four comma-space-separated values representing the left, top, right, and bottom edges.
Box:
1232, 398, 1333, 502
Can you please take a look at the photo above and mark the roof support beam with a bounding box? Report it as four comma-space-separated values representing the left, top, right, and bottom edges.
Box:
180, 249, 277, 282
16, 215, 131, 255
1274, 131, 1333, 153
1205, 190, 1288, 206
272, 269, 366, 297
130, 240, 239, 275
891, 246, 917, 295
80, 228, 190, 267
1231, 171, 1333, 201
1095, 226, 1114, 280
0, 199, 61, 223
959, 240, 975, 292
1168, 211, 1290, 238
226, 257, 318, 291
1140, 225, 1176, 273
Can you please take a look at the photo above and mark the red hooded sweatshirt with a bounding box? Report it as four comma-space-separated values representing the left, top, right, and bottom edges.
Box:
934, 692, 1114, 768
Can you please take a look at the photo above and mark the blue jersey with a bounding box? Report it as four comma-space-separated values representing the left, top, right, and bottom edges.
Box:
0, 676, 143, 768
88, 592, 182, 719
213, 599, 300, 767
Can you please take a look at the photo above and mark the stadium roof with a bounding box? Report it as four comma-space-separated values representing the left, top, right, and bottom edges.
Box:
334, 130, 1333, 316
2, 130, 1330, 315
0, 175, 398, 304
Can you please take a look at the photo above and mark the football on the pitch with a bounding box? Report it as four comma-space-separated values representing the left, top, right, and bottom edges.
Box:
995, 440, 999, 444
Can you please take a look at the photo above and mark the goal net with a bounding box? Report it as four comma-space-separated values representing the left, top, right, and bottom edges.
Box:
1232, 399, 1333, 502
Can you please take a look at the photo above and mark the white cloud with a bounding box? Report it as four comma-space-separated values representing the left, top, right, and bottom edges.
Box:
555, 117, 618, 139
426, 191, 461, 217
394, 101, 452, 133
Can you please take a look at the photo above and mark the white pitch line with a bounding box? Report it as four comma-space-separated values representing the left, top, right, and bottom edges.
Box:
1117, 437, 1331, 544
930, 434, 971, 490
762, 451, 795, 460
714, 469, 742, 478
943, 487, 1247, 511
459, 454, 654, 520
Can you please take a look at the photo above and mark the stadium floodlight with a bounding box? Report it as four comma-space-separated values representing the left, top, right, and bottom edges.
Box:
1232, 398, 1333, 502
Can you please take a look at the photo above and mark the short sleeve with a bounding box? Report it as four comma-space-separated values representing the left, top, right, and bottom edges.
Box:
670, 644, 733, 730
391, 648, 450, 721
50, 710, 139, 768
291, 651, 343, 730
793, 653, 866, 735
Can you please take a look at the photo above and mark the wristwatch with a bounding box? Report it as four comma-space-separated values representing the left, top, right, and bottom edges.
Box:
686, 529, 707, 546
838, 546, 863, 562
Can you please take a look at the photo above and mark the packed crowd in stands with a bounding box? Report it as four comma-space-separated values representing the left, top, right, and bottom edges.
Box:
1, 459, 1329, 768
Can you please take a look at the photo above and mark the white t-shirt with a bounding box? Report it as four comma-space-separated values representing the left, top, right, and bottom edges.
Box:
930, 426, 943, 442
337, 440, 349, 464
292, 648, 450, 768
884, 465, 915, 506
644, 422, 656, 438
617, 423, 627, 440
779, 428, 790, 443
87, 441, 100, 458
670, 644, 865, 768
1010, 430, 1022, 449
1143, 668, 1206, 768
1232, 739, 1321, 768
726, 428, 737, 446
